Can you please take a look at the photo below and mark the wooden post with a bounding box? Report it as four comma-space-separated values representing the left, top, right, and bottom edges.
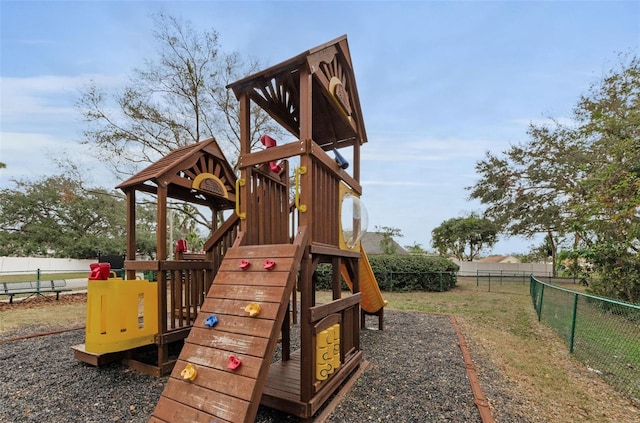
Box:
238, 93, 251, 235
298, 67, 314, 240
157, 184, 168, 367
299, 252, 314, 402
332, 257, 341, 301
125, 190, 136, 281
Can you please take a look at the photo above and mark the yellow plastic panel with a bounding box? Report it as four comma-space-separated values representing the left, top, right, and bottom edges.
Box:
85, 278, 158, 354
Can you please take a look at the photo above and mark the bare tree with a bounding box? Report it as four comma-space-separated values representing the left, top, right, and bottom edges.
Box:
77, 12, 282, 177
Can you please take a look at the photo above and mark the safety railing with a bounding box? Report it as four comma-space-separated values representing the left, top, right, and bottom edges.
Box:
530, 276, 640, 403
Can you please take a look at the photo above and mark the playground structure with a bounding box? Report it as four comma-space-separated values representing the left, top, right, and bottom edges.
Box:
73, 35, 386, 422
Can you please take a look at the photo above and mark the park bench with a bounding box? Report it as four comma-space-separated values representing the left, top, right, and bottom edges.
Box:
0, 280, 71, 303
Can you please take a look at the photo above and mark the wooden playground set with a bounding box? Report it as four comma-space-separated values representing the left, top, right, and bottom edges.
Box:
72, 35, 387, 422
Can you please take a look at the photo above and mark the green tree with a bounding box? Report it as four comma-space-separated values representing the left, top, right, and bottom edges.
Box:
0, 175, 127, 258
466, 121, 586, 275
431, 213, 499, 261
405, 242, 426, 255
573, 54, 640, 302
375, 226, 403, 254
468, 53, 639, 299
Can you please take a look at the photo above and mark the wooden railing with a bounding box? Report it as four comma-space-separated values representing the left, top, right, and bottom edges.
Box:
242, 163, 290, 246
124, 213, 240, 335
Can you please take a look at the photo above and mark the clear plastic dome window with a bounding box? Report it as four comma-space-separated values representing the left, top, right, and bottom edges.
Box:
340, 193, 368, 249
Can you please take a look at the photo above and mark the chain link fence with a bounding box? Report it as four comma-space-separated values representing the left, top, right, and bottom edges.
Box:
474, 270, 588, 294
530, 276, 640, 404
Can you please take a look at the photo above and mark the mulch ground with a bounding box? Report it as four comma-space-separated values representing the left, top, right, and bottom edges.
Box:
0, 293, 530, 422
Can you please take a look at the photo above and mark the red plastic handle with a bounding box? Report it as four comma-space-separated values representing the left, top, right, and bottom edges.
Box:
239, 259, 250, 270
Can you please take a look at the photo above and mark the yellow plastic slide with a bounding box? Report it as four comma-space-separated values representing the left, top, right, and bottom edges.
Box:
340, 247, 387, 314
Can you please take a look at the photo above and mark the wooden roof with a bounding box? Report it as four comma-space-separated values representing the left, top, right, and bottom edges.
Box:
227, 35, 368, 151
116, 138, 237, 209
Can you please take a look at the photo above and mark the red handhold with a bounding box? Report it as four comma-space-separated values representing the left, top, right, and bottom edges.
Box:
176, 239, 188, 253
260, 134, 277, 148
269, 161, 282, 173
239, 259, 250, 270
89, 263, 111, 280
263, 259, 276, 271
227, 355, 242, 371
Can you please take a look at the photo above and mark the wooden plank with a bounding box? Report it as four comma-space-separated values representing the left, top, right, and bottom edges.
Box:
199, 297, 281, 320
169, 360, 255, 401
153, 392, 236, 423
207, 284, 288, 303
71, 344, 125, 367
179, 343, 262, 379
187, 327, 270, 358
218, 257, 296, 272
309, 243, 360, 258
213, 269, 291, 287
310, 294, 361, 323
224, 244, 297, 259
265, 359, 302, 397
191, 313, 275, 338
238, 142, 305, 169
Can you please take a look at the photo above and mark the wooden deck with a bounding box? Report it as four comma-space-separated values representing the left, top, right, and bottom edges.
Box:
261, 348, 363, 419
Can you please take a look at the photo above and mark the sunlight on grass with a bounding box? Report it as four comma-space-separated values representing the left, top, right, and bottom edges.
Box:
0, 302, 86, 334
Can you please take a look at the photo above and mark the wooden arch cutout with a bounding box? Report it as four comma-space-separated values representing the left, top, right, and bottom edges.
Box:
192, 172, 228, 199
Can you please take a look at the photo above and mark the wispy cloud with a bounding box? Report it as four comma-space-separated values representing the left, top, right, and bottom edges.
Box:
362, 136, 500, 162
0, 74, 125, 122
511, 116, 578, 128
1, 74, 124, 94
362, 180, 446, 187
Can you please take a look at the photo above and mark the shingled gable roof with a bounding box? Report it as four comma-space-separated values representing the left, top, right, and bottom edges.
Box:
115, 137, 237, 209
227, 35, 367, 152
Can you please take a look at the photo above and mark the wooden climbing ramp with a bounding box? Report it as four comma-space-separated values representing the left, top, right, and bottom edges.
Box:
151, 229, 307, 423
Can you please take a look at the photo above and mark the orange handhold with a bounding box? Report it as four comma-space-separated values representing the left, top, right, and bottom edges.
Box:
244, 303, 261, 317
263, 259, 276, 271
180, 363, 197, 381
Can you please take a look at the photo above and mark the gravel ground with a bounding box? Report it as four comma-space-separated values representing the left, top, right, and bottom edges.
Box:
0, 304, 524, 423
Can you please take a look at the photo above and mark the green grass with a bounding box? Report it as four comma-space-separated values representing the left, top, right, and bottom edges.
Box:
318, 277, 639, 422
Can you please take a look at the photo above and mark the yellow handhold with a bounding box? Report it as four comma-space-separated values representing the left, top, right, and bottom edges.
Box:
244, 302, 261, 317
180, 363, 197, 381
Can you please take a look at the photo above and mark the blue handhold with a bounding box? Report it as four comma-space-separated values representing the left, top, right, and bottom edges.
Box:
204, 314, 218, 328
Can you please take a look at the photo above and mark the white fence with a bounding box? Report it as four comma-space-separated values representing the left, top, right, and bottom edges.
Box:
452, 260, 552, 277
0, 256, 553, 278
0, 257, 95, 273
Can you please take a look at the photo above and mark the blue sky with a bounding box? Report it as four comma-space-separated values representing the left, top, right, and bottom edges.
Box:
1, 1, 639, 254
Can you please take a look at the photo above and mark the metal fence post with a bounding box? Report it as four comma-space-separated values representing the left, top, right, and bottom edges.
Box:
537, 283, 545, 321
37, 268, 41, 291
569, 293, 578, 353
